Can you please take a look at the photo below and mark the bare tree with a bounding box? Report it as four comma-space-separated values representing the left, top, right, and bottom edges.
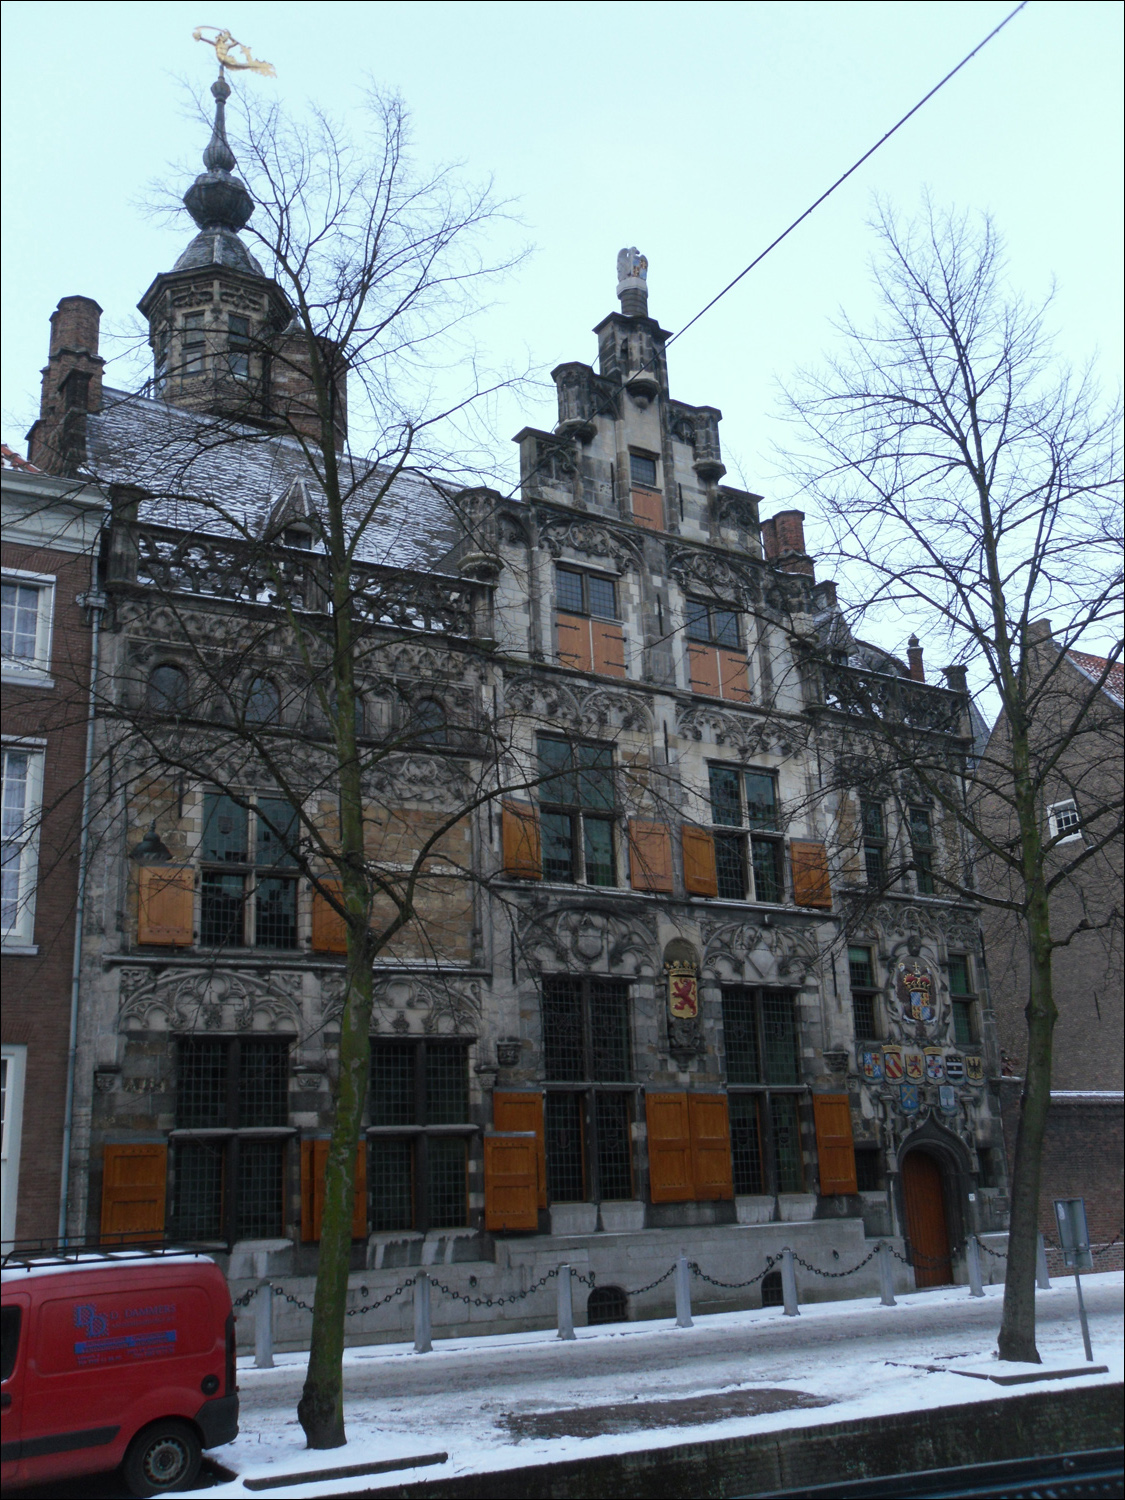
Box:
782, 201, 1123, 1360
48, 79, 539, 1449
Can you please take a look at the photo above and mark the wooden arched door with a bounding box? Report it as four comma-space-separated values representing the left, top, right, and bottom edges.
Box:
901, 1149, 952, 1286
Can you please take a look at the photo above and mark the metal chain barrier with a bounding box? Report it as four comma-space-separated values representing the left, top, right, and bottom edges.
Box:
787, 1245, 881, 1279
432, 1266, 561, 1308
978, 1240, 1008, 1259
615, 1263, 676, 1298
690, 1256, 777, 1290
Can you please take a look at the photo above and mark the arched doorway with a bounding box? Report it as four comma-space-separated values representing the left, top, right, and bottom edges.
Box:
901, 1149, 952, 1286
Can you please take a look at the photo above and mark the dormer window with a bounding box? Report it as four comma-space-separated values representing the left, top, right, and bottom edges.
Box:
281, 527, 312, 550
228, 315, 251, 378
182, 312, 205, 375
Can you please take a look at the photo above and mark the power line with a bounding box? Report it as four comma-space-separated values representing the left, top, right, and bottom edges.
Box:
666, 1, 1029, 349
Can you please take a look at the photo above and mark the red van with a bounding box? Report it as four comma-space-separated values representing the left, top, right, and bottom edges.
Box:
1, 1250, 238, 1496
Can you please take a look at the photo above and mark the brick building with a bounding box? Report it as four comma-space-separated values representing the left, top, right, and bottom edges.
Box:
1, 439, 105, 1246
979, 631, 1124, 1268
17, 88, 1015, 1323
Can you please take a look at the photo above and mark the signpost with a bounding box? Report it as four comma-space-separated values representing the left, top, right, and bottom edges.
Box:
1054, 1197, 1094, 1362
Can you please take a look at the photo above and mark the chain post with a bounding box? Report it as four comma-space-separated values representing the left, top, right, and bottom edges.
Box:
781, 1247, 799, 1316
413, 1269, 432, 1354
674, 1254, 693, 1329
557, 1263, 576, 1341
878, 1241, 896, 1307
253, 1251, 274, 1368
966, 1235, 985, 1298
1036, 1232, 1051, 1290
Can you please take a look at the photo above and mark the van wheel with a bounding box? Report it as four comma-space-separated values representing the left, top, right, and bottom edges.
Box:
121, 1420, 202, 1496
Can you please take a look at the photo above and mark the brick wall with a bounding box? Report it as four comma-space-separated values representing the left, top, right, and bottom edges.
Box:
1, 538, 94, 1240
998, 1081, 1124, 1273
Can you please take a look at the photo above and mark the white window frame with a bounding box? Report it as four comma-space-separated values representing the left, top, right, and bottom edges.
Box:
2, 740, 45, 948
1, 567, 55, 685
1, 1043, 28, 1250
1047, 799, 1082, 844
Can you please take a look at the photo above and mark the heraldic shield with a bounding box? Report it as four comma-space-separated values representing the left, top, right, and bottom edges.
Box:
883, 1046, 904, 1082
860, 1047, 883, 1082
895, 959, 936, 1025
666, 960, 699, 1020
900, 1082, 920, 1113
905, 1050, 924, 1081
965, 1054, 984, 1084
925, 1048, 944, 1081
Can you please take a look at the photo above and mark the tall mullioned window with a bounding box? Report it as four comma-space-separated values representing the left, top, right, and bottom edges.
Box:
542, 976, 633, 1204
171, 1036, 292, 1242
367, 1040, 472, 1232
538, 736, 616, 887
861, 801, 886, 887
722, 988, 805, 1195
709, 766, 784, 904
199, 793, 300, 950
909, 807, 935, 894
848, 946, 879, 1039
948, 955, 977, 1045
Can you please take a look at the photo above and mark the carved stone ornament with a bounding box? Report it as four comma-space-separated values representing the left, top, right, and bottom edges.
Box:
320, 972, 482, 1036
713, 492, 759, 533
667, 1014, 704, 1064
505, 676, 654, 736
495, 1037, 521, 1069
518, 902, 658, 976
118, 966, 304, 1033
665, 545, 762, 610
675, 704, 794, 759
538, 512, 642, 574
700, 918, 820, 986
367, 752, 469, 806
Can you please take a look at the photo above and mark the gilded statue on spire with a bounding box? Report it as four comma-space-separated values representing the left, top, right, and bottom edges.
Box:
192, 26, 277, 77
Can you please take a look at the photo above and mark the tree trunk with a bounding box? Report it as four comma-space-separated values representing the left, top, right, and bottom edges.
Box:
997, 882, 1056, 1362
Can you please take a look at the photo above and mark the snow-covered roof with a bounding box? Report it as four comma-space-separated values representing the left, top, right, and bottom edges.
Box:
84, 388, 458, 574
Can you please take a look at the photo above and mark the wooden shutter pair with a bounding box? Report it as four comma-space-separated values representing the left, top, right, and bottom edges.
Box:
686, 645, 751, 703
137, 867, 194, 946
300, 1139, 368, 1241
790, 840, 832, 909
627, 820, 674, 892
101, 1143, 168, 1242
645, 1094, 734, 1203
812, 1094, 858, 1194
483, 1091, 547, 1232
556, 612, 627, 678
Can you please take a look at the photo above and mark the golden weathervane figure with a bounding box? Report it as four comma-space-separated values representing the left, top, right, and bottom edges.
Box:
192, 26, 276, 78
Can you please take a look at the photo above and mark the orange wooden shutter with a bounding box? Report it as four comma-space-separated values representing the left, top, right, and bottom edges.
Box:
686, 643, 721, 696
556, 612, 593, 672
791, 839, 832, 909
688, 1094, 734, 1201
493, 1091, 546, 1207
101, 1143, 167, 1242
484, 1134, 539, 1231
628, 820, 673, 892
137, 867, 194, 946
591, 620, 627, 678
501, 801, 542, 879
813, 1094, 858, 1195
311, 879, 348, 953
645, 1092, 693, 1202
681, 825, 718, 897
718, 648, 752, 703
631, 489, 664, 531
301, 1139, 368, 1241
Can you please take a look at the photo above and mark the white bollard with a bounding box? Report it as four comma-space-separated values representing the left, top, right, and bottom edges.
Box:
254, 1282, 274, 1368
1036, 1232, 1051, 1290
413, 1270, 432, 1354
557, 1263, 576, 1340
781, 1247, 800, 1317
674, 1255, 693, 1328
967, 1235, 985, 1297
878, 1242, 896, 1307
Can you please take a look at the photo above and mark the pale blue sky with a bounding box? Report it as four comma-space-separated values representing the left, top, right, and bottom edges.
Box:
2, 0, 1121, 516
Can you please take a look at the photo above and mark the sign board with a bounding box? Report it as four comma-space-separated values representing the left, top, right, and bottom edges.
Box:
1054, 1197, 1093, 1271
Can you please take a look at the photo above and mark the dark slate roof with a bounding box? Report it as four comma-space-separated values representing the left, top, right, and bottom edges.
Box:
84, 389, 458, 573
173, 227, 265, 276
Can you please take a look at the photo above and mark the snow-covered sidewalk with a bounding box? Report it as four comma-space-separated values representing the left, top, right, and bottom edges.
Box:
182, 1272, 1123, 1499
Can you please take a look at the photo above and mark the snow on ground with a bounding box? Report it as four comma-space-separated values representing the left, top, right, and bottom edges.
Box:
176, 1272, 1124, 1499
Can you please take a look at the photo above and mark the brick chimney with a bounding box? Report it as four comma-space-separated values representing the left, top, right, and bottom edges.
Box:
760, 509, 814, 577
27, 296, 104, 475
907, 635, 925, 681
270, 325, 349, 452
